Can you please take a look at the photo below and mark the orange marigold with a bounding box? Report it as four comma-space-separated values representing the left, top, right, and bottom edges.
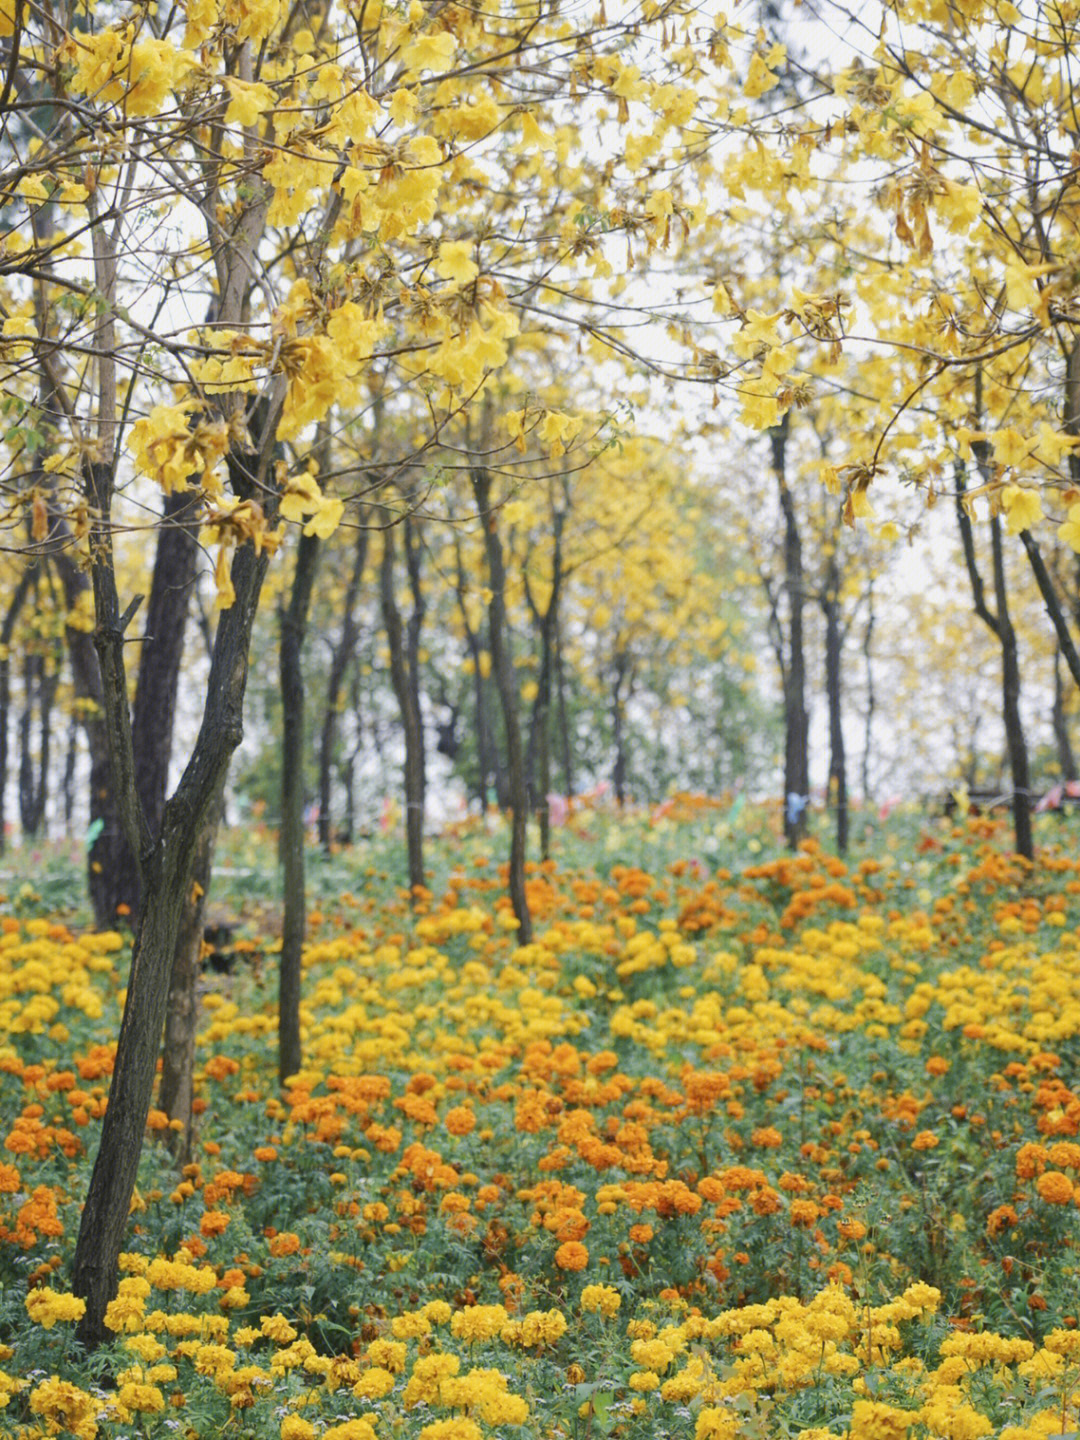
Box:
1036, 1170, 1075, 1205
554, 1241, 589, 1271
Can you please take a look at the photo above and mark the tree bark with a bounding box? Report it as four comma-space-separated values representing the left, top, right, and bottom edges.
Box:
612, 647, 630, 806
72, 464, 275, 1347
772, 416, 809, 848
955, 421, 1034, 860
525, 508, 565, 860
1053, 646, 1077, 782
380, 518, 426, 892
51, 545, 117, 925
318, 517, 367, 851
158, 786, 223, 1164
0, 567, 35, 854
991, 513, 1033, 859
453, 534, 497, 810
822, 557, 848, 854
279, 530, 320, 1086
471, 467, 531, 941
106, 490, 200, 920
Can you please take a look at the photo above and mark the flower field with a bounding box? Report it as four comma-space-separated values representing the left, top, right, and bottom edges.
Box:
3, 803, 1080, 1440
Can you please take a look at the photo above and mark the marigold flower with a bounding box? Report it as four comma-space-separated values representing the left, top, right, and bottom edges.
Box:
911, 1130, 939, 1151
444, 1105, 476, 1137
554, 1240, 589, 1270
1036, 1169, 1074, 1204
581, 1284, 621, 1317
24, 1288, 86, 1329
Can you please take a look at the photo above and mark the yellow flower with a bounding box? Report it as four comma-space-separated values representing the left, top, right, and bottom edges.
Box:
24, 1288, 86, 1329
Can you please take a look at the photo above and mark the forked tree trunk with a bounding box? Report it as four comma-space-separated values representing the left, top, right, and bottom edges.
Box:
279, 530, 320, 1085
73, 485, 273, 1347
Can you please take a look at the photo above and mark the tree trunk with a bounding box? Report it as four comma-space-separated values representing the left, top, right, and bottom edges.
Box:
822, 561, 848, 854
73, 476, 274, 1347
51, 546, 117, 925
471, 467, 531, 941
612, 647, 630, 806
453, 536, 497, 809
861, 581, 875, 804
318, 518, 367, 851
991, 514, 1033, 859
554, 608, 574, 799
0, 566, 35, 855
955, 377, 1034, 860
1053, 647, 1077, 782
158, 788, 223, 1164
106, 490, 200, 921
772, 416, 809, 848
279, 530, 320, 1086
380, 519, 426, 892
525, 509, 565, 861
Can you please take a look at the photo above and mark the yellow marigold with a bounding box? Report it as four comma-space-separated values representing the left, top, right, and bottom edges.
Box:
417, 1420, 483, 1440
29, 1377, 98, 1440
850, 1399, 916, 1440
581, 1284, 621, 1317
323, 1422, 378, 1440
117, 1381, 165, 1413
911, 1131, 939, 1151
353, 1366, 396, 1399
280, 1418, 317, 1440
629, 1370, 660, 1391
450, 1305, 508, 1342
554, 1240, 589, 1270
696, 1405, 739, 1439
367, 1339, 407, 1372
24, 1288, 86, 1329
391, 1310, 432, 1340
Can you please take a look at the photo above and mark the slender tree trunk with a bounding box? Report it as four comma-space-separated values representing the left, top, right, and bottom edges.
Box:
612, 647, 630, 806
63, 715, 77, 831
991, 515, 1033, 858
772, 416, 809, 848
158, 787, 223, 1163
453, 536, 498, 809
554, 609, 574, 798
471, 467, 531, 941
0, 567, 35, 855
822, 563, 848, 854
106, 490, 200, 920
525, 510, 564, 861
1053, 647, 1077, 781
955, 414, 1034, 860
279, 530, 320, 1086
380, 520, 426, 892
318, 518, 367, 851
52, 547, 116, 924
861, 582, 875, 803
